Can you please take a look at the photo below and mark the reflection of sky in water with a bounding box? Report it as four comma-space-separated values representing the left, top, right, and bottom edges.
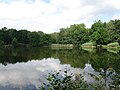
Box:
0, 58, 84, 90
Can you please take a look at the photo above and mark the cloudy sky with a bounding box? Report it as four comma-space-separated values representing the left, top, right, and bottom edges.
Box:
0, 0, 120, 33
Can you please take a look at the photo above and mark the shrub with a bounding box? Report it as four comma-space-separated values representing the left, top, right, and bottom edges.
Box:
42, 68, 120, 90
42, 69, 88, 90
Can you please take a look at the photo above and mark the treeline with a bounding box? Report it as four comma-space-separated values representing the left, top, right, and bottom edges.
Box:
0, 19, 120, 48
50, 19, 120, 47
0, 27, 51, 47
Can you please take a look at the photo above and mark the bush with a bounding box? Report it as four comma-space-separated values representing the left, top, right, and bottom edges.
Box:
42, 68, 120, 90
42, 69, 88, 90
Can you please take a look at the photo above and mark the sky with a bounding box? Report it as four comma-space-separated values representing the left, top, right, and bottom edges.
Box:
0, 0, 120, 33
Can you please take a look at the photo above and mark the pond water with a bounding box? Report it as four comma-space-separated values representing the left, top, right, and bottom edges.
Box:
0, 47, 120, 90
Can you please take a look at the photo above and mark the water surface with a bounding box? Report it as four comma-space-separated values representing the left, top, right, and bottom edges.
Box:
0, 47, 119, 89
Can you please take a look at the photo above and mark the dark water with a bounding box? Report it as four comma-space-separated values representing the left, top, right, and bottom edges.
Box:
0, 47, 120, 90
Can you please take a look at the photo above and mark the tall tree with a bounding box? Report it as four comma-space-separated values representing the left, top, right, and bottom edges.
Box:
69, 24, 89, 47
91, 20, 110, 47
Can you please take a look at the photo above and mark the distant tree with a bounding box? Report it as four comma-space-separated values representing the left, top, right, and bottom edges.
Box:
59, 28, 67, 44
17, 30, 30, 44
8, 29, 18, 40
106, 20, 120, 43
1, 27, 7, 31
43, 34, 52, 45
38, 31, 45, 45
50, 32, 59, 44
0, 40, 4, 47
112, 20, 120, 43
28, 32, 40, 47
0, 19, 120, 47
91, 20, 110, 47
69, 24, 89, 47
58, 24, 89, 47
12, 37, 18, 48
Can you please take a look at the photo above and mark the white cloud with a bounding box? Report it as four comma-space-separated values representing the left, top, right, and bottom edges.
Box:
0, 0, 120, 33
0, 58, 82, 89
112, 14, 120, 20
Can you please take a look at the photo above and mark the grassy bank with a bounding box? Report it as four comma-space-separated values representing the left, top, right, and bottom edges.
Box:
51, 44, 73, 49
81, 42, 120, 49
81, 42, 96, 48
103, 42, 120, 49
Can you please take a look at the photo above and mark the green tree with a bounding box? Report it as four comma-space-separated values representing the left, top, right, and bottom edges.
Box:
106, 20, 120, 44
17, 30, 30, 44
44, 70, 88, 90
58, 24, 89, 47
12, 37, 18, 48
0, 40, 4, 47
38, 31, 45, 45
28, 32, 40, 47
50, 32, 59, 44
43, 34, 52, 45
91, 20, 109, 47
69, 24, 89, 47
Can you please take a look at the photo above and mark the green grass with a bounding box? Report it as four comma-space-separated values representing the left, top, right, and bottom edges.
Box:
51, 44, 73, 49
107, 42, 119, 48
81, 42, 96, 48
103, 42, 120, 51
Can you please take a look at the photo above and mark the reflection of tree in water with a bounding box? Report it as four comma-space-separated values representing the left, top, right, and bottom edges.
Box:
51, 48, 120, 89
0, 56, 28, 66
51, 49, 89, 68
89, 49, 120, 74
0, 47, 120, 75
51, 48, 120, 74
0, 47, 119, 89
0, 47, 52, 65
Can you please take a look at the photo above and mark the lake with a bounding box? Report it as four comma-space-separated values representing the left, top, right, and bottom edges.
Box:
0, 47, 120, 90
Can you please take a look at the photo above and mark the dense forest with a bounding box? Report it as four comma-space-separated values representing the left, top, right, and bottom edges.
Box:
0, 27, 52, 47
51, 19, 120, 47
0, 19, 120, 48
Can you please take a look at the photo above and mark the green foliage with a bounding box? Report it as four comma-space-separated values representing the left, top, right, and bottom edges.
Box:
17, 30, 30, 44
28, 32, 41, 47
0, 19, 120, 48
0, 28, 53, 47
50, 33, 59, 44
89, 68, 120, 90
42, 67, 120, 90
107, 20, 120, 43
0, 40, 4, 47
43, 34, 52, 45
54, 20, 120, 47
91, 20, 110, 46
43, 69, 88, 90
12, 37, 18, 48
58, 24, 89, 47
